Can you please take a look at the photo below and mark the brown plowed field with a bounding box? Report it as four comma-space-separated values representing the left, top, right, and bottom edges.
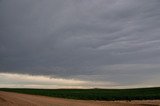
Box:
0, 91, 160, 106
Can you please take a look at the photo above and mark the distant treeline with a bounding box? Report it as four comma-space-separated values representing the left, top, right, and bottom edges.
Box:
0, 87, 160, 101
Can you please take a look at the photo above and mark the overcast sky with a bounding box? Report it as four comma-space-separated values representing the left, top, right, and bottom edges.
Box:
0, 0, 160, 88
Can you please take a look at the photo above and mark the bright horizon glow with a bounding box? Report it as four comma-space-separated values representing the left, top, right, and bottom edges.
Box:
0, 72, 159, 89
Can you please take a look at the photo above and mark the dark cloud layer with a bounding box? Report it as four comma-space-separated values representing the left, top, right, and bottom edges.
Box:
1, 0, 160, 87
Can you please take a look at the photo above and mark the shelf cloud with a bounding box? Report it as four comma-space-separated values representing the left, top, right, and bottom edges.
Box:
0, 0, 160, 88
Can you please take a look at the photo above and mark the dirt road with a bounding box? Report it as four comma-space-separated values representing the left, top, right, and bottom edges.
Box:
0, 91, 159, 106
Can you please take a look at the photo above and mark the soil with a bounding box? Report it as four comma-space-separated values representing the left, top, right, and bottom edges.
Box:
0, 91, 159, 106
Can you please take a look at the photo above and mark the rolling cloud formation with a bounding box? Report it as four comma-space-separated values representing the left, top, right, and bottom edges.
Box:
0, 0, 160, 88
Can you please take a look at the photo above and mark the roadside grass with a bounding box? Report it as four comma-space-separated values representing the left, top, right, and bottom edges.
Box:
0, 87, 160, 101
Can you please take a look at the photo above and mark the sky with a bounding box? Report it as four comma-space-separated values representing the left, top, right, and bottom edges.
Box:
0, 0, 160, 88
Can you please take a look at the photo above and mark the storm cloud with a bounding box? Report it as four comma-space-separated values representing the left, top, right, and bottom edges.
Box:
0, 0, 160, 88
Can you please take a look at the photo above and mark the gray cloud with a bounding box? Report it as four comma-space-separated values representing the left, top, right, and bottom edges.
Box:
1, 0, 160, 88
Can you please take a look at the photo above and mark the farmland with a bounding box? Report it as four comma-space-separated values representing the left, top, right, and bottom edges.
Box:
0, 87, 160, 101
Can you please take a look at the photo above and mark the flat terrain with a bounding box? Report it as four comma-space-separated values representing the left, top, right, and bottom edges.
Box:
0, 91, 160, 106
1, 88, 160, 100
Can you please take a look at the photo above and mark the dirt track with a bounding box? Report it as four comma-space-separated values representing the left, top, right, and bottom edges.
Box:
0, 91, 160, 106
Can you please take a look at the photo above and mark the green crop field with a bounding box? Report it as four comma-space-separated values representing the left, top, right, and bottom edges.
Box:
0, 87, 160, 101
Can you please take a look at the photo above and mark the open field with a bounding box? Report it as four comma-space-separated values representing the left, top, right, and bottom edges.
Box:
1, 91, 160, 106
0, 87, 160, 101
